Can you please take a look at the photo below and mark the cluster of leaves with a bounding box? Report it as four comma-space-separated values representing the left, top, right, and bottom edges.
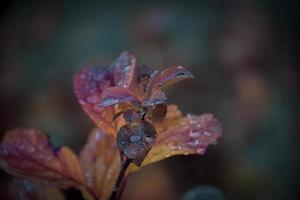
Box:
0, 52, 222, 200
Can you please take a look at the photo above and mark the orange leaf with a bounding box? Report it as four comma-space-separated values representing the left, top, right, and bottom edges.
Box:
80, 128, 121, 200
0, 128, 85, 189
131, 105, 222, 169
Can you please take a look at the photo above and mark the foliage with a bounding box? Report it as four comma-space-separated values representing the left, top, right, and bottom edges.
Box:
0, 52, 222, 200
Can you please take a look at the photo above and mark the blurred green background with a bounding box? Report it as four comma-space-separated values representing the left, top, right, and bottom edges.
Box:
0, 0, 299, 199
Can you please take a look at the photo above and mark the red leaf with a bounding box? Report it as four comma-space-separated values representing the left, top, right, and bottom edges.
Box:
80, 128, 121, 200
73, 66, 116, 135
74, 52, 137, 136
0, 128, 84, 189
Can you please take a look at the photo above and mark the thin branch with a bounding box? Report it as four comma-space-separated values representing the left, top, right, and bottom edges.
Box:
109, 158, 131, 200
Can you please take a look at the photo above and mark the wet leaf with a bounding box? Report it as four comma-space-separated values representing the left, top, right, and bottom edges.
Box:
151, 66, 193, 90
7, 178, 65, 200
117, 121, 157, 166
110, 51, 136, 88
131, 105, 222, 169
80, 128, 121, 200
73, 66, 116, 135
0, 128, 85, 188
99, 87, 139, 107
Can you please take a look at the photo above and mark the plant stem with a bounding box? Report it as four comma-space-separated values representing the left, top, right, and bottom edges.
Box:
109, 158, 131, 200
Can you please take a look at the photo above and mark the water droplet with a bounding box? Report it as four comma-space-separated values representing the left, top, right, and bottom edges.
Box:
106, 168, 113, 179
100, 98, 119, 107
130, 134, 141, 143
188, 139, 199, 146
79, 100, 86, 105
196, 124, 202, 129
203, 131, 212, 137
189, 131, 201, 138
145, 137, 152, 143
95, 132, 101, 140
196, 148, 205, 154
19, 144, 25, 150
87, 95, 97, 103
85, 172, 93, 184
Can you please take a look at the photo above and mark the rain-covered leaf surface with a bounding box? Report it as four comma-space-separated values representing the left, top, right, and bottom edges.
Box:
0, 128, 84, 189
73, 66, 116, 135
79, 128, 121, 200
74, 52, 138, 136
131, 105, 222, 169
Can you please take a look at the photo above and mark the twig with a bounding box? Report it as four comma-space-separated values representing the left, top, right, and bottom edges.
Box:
109, 158, 131, 200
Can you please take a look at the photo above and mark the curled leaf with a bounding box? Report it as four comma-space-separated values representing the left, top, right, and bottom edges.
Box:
0, 128, 84, 188
131, 105, 222, 169
80, 128, 121, 200
151, 66, 193, 90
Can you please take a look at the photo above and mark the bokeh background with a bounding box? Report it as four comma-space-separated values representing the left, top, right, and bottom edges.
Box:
0, 0, 299, 199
